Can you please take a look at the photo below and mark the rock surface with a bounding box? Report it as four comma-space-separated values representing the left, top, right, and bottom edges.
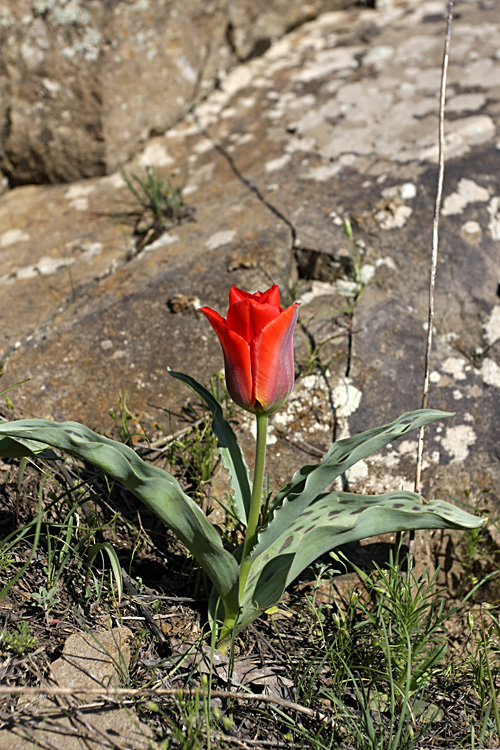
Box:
0, 0, 499, 569
0, 627, 154, 749
0, 0, 352, 185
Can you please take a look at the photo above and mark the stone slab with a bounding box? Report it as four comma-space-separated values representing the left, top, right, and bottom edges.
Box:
0, 0, 354, 184
0, 0, 499, 520
0, 627, 155, 750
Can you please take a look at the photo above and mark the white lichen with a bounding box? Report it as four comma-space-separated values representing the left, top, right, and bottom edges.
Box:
442, 178, 490, 215
331, 380, 362, 418
440, 424, 476, 462
487, 196, 500, 240
441, 357, 467, 380
481, 358, 500, 388
0, 229, 31, 248
205, 231, 236, 250
138, 142, 174, 168
483, 306, 500, 346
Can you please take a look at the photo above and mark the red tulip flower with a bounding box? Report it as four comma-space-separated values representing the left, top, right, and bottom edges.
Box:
200, 285, 299, 415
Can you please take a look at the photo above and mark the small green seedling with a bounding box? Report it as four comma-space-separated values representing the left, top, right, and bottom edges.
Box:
1, 622, 37, 656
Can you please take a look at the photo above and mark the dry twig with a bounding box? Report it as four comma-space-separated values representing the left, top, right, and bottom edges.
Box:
414, 0, 454, 499
0, 684, 332, 724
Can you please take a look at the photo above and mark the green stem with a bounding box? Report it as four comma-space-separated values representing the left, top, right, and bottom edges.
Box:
217, 412, 268, 650
238, 412, 268, 599
216, 611, 238, 655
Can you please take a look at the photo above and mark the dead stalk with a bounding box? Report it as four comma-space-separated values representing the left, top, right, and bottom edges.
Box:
414, 0, 454, 495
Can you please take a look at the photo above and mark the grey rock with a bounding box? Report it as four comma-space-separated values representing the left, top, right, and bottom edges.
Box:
0, 628, 155, 750
0, 0, 499, 575
0, 0, 354, 185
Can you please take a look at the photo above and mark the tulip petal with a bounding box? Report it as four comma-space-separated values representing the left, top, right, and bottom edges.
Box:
202, 286, 299, 415
229, 284, 281, 310
200, 306, 253, 410
220, 329, 253, 410
199, 306, 227, 338
251, 303, 300, 412
256, 284, 281, 309
227, 300, 279, 344
229, 286, 248, 305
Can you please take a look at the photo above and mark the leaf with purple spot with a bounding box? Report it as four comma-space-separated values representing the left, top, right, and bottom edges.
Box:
253, 409, 453, 558
237, 489, 483, 630
0, 418, 240, 618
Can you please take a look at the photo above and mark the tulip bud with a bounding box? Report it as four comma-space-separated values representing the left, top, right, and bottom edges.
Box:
200, 285, 299, 415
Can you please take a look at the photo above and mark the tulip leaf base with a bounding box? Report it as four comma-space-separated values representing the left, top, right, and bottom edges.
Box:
0, 395, 484, 652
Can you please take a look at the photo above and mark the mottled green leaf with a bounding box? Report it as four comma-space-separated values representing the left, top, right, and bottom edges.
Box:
239, 490, 482, 633
0, 419, 239, 614
0, 435, 57, 460
168, 370, 251, 524
255, 409, 453, 556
